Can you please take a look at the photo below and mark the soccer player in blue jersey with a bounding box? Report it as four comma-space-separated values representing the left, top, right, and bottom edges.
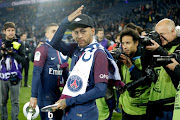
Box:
50, 6, 124, 120
29, 23, 69, 120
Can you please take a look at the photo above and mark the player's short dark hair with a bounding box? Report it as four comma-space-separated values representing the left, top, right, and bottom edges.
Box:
120, 28, 139, 43
96, 28, 104, 34
45, 23, 58, 33
3, 22, 15, 31
20, 32, 27, 37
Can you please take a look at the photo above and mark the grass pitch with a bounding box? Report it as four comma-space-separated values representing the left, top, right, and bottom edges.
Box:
4, 62, 122, 120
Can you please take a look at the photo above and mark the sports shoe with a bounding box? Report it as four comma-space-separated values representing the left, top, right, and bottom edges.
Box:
24, 85, 31, 87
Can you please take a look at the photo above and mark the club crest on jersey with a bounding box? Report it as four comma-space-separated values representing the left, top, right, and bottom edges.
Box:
67, 75, 83, 92
34, 51, 41, 61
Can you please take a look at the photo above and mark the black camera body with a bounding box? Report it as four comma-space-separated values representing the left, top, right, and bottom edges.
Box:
5, 41, 13, 51
125, 66, 157, 90
110, 48, 127, 60
2, 40, 13, 51
153, 50, 180, 65
140, 31, 161, 46
0, 39, 17, 57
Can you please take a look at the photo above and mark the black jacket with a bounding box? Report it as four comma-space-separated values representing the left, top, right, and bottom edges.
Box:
22, 41, 31, 59
142, 37, 180, 89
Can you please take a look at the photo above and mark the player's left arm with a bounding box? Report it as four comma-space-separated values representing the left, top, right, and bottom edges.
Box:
30, 46, 47, 102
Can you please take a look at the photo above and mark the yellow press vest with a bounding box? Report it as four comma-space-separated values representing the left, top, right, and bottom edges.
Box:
120, 57, 151, 115
149, 45, 179, 104
96, 97, 109, 120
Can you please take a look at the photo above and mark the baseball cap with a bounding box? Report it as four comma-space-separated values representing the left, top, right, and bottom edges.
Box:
68, 14, 95, 30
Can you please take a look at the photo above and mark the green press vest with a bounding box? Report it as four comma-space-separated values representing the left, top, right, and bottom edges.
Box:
96, 97, 109, 120
120, 57, 151, 115
149, 45, 179, 104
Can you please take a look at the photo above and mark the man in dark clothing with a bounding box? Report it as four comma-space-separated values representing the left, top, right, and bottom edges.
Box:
20, 32, 31, 87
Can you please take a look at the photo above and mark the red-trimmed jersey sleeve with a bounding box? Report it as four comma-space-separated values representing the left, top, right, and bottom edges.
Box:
33, 45, 48, 67
94, 50, 108, 84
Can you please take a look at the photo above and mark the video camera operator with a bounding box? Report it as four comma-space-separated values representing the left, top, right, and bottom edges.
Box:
116, 28, 151, 120
144, 18, 180, 120
0, 22, 25, 120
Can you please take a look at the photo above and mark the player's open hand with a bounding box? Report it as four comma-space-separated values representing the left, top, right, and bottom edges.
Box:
54, 99, 67, 111
68, 5, 84, 22
166, 58, 179, 71
29, 97, 37, 109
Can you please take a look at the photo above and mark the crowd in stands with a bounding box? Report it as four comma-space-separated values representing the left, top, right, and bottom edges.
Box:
0, 1, 180, 119
0, 0, 179, 43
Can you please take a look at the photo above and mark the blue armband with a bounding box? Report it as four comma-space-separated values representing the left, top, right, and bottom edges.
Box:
129, 65, 135, 72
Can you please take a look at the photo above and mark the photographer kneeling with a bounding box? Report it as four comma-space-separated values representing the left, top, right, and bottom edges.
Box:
117, 28, 151, 120
0, 22, 25, 120
145, 18, 180, 120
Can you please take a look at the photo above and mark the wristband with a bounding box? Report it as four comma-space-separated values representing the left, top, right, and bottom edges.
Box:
129, 64, 135, 72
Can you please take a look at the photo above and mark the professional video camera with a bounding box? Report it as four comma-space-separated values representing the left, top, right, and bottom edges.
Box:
1, 40, 14, 52
1, 38, 21, 56
140, 31, 161, 46
153, 50, 180, 65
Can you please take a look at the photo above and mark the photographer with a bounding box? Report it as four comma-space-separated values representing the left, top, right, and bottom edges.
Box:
145, 18, 180, 120
0, 22, 25, 120
118, 28, 151, 120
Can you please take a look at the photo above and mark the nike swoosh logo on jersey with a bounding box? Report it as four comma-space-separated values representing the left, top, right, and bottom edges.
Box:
51, 57, 56, 60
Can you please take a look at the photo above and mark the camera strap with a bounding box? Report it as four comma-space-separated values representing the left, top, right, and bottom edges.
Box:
132, 56, 141, 60
138, 97, 175, 106
160, 34, 169, 42
168, 44, 180, 54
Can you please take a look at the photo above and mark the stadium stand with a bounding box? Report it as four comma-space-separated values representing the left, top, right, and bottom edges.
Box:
0, 0, 179, 42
